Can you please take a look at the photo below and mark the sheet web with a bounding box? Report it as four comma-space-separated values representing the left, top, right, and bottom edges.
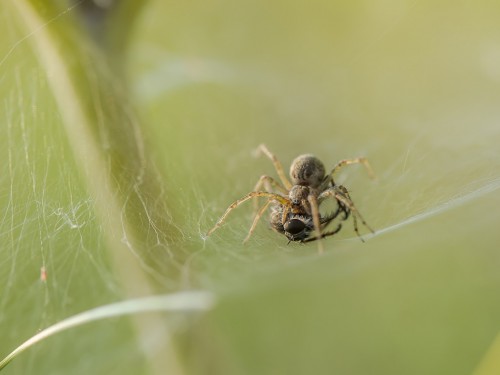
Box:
0, 4, 189, 374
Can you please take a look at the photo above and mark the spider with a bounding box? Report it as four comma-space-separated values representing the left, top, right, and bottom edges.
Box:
206, 144, 375, 252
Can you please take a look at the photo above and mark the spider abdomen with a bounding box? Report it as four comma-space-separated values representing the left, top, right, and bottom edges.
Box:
289, 154, 325, 188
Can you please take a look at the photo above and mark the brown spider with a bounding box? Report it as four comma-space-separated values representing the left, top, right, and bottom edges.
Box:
206, 144, 375, 252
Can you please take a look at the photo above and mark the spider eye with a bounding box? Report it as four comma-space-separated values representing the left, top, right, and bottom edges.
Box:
284, 219, 306, 235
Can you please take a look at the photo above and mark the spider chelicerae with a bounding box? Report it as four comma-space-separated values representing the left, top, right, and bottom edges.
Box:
206, 144, 375, 252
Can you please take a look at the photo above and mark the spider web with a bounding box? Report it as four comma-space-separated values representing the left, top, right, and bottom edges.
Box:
0, 3, 201, 374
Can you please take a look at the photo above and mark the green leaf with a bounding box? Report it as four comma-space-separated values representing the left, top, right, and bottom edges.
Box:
2, 0, 500, 374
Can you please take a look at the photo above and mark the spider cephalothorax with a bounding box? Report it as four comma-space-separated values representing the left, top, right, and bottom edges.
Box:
206, 144, 374, 252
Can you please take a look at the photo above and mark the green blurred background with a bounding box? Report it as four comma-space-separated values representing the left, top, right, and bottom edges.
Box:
1, 0, 499, 374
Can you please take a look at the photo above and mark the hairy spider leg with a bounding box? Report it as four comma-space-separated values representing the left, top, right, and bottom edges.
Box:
337, 185, 374, 232
207, 191, 290, 237
303, 224, 343, 243
307, 194, 324, 253
319, 205, 343, 227
281, 203, 291, 226
255, 144, 292, 190
319, 188, 374, 241
243, 200, 272, 243
252, 175, 288, 212
322, 157, 375, 189
318, 194, 349, 220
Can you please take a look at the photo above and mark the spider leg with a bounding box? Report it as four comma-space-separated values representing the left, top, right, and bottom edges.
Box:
316, 193, 345, 223
321, 157, 375, 189
318, 186, 350, 221
243, 199, 272, 243
207, 192, 289, 237
303, 223, 342, 243
337, 186, 374, 232
307, 194, 324, 254
255, 144, 292, 190
252, 175, 288, 212
281, 204, 290, 226
319, 187, 374, 241
319, 206, 342, 227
